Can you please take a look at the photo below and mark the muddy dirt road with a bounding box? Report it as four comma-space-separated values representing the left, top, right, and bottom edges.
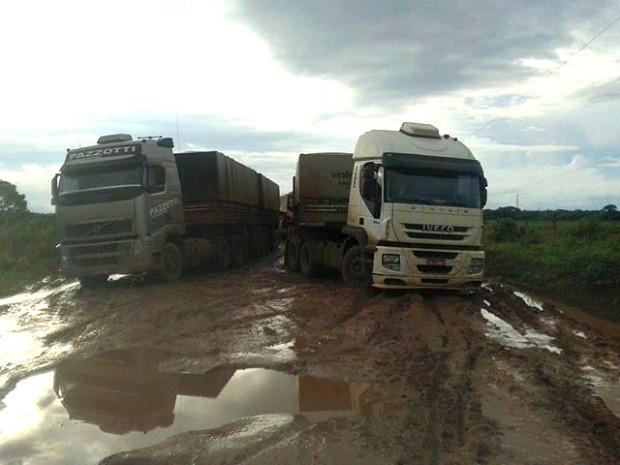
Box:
0, 253, 619, 465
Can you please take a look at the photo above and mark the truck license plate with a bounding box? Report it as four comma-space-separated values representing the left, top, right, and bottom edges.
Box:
427, 258, 446, 266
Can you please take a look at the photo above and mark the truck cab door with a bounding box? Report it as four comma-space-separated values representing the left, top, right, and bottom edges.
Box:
145, 164, 168, 237
144, 163, 182, 244
357, 163, 386, 244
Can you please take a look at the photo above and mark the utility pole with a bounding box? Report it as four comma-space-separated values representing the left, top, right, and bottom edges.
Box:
516, 194, 519, 209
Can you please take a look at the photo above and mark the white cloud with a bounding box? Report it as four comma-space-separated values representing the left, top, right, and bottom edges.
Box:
0, 0, 354, 138
486, 154, 620, 210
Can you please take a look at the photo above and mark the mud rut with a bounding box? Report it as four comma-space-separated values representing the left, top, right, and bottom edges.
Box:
0, 254, 619, 465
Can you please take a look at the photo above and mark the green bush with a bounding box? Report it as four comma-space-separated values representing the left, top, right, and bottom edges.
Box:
566, 218, 614, 242
488, 218, 518, 242
485, 219, 620, 290
0, 213, 59, 296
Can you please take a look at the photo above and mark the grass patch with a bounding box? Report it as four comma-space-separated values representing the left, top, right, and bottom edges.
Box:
0, 213, 59, 296
486, 218, 620, 321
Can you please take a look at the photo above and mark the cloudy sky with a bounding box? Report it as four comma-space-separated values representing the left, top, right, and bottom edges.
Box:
0, 0, 619, 212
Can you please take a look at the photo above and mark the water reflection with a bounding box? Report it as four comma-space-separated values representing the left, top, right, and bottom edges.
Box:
0, 347, 401, 464
53, 348, 236, 435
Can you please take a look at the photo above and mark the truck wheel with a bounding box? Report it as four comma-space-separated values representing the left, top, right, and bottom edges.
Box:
231, 236, 248, 267
78, 275, 108, 288
158, 241, 183, 281
342, 245, 371, 288
218, 238, 232, 270
285, 240, 300, 271
299, 240, 318, 277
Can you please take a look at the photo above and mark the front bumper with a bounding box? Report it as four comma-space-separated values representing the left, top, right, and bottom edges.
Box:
59, 237, 154, 277
371, 244, 485, 290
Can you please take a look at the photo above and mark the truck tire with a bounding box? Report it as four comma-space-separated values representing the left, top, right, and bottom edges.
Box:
78, 275, 108, 288
285, 239, 300, 271
218, 238, 232, 270
231, 236, 248, 267
248, 230, 260, 259
158, 241, 183, 281
342, 245, 371, 288
299, 240, 318, 277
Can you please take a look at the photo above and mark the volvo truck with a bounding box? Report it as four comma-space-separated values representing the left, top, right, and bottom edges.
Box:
285, 122, 487, 289
51, 134, 279, 287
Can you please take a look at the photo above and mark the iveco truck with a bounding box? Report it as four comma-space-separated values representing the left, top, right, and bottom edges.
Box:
51, 134, 279, 287
285, 122, 487, 289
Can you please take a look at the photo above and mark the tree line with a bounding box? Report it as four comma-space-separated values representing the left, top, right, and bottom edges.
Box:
484, 205, 619, 221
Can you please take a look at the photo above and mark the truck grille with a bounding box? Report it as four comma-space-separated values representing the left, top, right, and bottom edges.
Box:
65, 219, 132, 239
413, 251, 458, 260
402, 223, 468, 241
417, 265, 453, 274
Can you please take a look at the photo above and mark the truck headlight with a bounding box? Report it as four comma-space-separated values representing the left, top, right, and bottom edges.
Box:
468, 258, 484, 274
382, 254, 401, 271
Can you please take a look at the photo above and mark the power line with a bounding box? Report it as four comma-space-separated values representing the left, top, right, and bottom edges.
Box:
493, 165, 585, 197
492, 155, 618, 198
473, 11, 620, 136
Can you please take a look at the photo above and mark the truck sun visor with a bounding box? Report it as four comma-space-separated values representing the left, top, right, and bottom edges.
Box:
383, 152, 484, 175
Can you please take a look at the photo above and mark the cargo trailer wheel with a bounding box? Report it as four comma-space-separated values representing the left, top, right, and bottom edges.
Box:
342, 245, 371, 288
78, 275, 108, 288
285, 239, 300, 271
231, 236, 248, 267
299, 240, 318, 277
218, 238, 232, 270
158, 241, 183, 281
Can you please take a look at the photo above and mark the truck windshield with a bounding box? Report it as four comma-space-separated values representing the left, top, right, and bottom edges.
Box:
58, 165, 144, 206
59, 165, 143, 194
385, 169, 481, 208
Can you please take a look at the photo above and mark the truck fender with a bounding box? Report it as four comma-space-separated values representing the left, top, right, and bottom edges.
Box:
341, 225, 368, 251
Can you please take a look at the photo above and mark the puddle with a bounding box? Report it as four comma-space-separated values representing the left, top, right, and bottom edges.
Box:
0, 348, 390, 464
0, 285, 77, 372
582, 365, 620, 418
0, 283, 79, 309
513, 291, 544, 311
573, 330, 587, 339
481, 309, 562, 354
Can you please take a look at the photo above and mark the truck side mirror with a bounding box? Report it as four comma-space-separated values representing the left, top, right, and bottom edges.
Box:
51, 174, 60, 205
480, 176, 488, 207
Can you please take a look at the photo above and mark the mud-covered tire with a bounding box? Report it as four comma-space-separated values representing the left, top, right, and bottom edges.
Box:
285, 239, 300, 271
158, 241, 183, 281
299, 240, 318, 277
218, 238, 232, 270
78, 275, 108, 288
231, 236, 248, 268
342, 245, 371, 288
